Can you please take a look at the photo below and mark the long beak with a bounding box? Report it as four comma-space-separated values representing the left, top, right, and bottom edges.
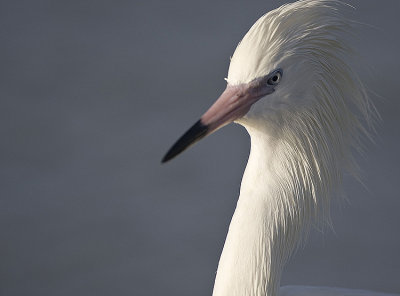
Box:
162, 82, 273, 163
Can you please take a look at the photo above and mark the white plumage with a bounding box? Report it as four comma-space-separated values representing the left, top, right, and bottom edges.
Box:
163, 0, 397, 295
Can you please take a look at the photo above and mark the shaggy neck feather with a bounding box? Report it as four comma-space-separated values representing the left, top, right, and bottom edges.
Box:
212, 127, 306, 296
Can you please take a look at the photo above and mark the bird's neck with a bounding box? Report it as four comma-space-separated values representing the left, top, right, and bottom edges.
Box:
212, 128, 305, 296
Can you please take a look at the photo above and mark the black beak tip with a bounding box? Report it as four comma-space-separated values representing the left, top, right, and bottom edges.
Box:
161, 151, 174, 164
161, 120, 209, 164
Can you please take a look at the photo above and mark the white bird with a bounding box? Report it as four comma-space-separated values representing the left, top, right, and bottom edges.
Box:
162, 1, 398, 295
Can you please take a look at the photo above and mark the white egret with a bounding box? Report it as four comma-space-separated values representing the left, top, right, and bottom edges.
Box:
163, 0, 398, 295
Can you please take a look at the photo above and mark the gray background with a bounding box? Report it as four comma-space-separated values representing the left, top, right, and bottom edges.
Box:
1, 0, 399, 295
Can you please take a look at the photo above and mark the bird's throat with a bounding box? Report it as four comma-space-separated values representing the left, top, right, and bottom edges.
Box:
212, 129, 303, 296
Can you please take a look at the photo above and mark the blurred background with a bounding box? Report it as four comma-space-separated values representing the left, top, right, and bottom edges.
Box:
1, 0, 399, 295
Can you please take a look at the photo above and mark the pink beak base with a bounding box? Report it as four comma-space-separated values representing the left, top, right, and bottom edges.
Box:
201, 84, 259, 133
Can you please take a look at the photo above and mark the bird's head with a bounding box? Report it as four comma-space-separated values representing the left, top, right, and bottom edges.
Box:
162, 0, 374, 163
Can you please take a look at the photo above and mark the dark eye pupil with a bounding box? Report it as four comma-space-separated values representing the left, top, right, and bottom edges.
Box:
265, 70, 282, 86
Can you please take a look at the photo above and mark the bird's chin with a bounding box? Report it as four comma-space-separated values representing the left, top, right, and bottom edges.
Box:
233, 117, 248, 127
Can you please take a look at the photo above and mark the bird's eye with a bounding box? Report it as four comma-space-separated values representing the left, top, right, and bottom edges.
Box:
267, 70, 282, 86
